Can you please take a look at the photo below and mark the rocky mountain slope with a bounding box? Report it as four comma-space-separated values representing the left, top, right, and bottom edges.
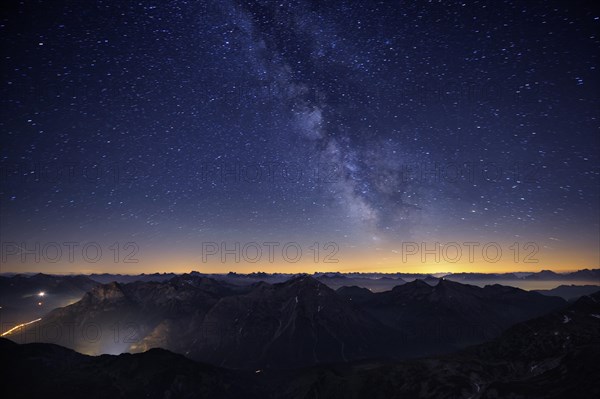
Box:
5, 274, 567, 369
3, 291, 598, 398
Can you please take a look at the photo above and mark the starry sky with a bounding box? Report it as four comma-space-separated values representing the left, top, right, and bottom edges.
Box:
1, 0, 598, 274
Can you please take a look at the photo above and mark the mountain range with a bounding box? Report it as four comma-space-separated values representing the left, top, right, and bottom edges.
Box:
534, 284, 600, 301
3, 290, 598, 398
5, 274, 566, 369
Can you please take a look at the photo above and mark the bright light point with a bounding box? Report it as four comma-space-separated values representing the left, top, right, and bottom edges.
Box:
38, 291, 45, 297
37, 302, 43, 306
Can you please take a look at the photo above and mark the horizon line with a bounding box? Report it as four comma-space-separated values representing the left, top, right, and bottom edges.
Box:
1, 267, 599, 277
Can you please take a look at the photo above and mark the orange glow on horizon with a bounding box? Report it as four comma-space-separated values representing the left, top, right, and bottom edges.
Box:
1, 245, 597, 276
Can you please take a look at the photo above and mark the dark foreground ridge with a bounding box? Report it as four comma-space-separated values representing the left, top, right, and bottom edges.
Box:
2, 291, 599, 399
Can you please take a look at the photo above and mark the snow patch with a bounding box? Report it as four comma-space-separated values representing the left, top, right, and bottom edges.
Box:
563, 315, 571, 324
530, 364, 538, 372
591, 314, 600, 319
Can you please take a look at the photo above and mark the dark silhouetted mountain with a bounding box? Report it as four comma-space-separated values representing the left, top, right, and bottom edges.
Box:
446, 272, 521, 281
523, 269, 600, 284
315, 272, 347, 278
247, 271, 269, 278
316, 274, 406, 292
471, 290, 600, 361
0, 337, 253, 399
211, 271, 290, 285
535, 284, 600, 301
272, 291, 600, 399
563, 268, 600, 281
89, 272, 177, 284
188, 275, 393, 368
6, 274, 239, 356
8, 275, 391, 369
6, 275, 566, 370
351, 278, 566, 356
422, 275, 441, 285
523, 270, 564, 280
498, 269, 600, 282
3, 291, 598, 398
336, 286, 374, 303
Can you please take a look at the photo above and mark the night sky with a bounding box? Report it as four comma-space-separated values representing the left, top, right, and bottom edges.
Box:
1, 0, 598, 274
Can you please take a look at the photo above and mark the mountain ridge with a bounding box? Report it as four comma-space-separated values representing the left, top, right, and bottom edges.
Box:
2, 290, 598, 398
5, 275, 567, 369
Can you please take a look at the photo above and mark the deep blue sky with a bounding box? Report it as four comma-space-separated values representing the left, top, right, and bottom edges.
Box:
1, 0, 598, 273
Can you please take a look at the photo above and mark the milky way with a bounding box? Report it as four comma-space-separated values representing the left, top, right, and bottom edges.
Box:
1, 1, 598, 272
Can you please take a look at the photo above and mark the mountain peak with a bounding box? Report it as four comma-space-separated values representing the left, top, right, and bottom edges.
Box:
273, 275, 337, 303
284, 274, 322, 287
87, 281, 126, 302
433, 278, 478, 294
389, 279, 433, 296
406, 278, 432, 288
540, 269, 558, 274
435, 278, 461, 287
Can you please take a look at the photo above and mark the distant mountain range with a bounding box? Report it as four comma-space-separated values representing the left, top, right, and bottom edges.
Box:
2, 268, 597, 288
445, 268, 600, 281
534, 284, 600, 301
5, 274, 566, 369
89, 272, 178, 284
84, 268, 600, 284
3, 290, 599, 398
0, 269, 600, 288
